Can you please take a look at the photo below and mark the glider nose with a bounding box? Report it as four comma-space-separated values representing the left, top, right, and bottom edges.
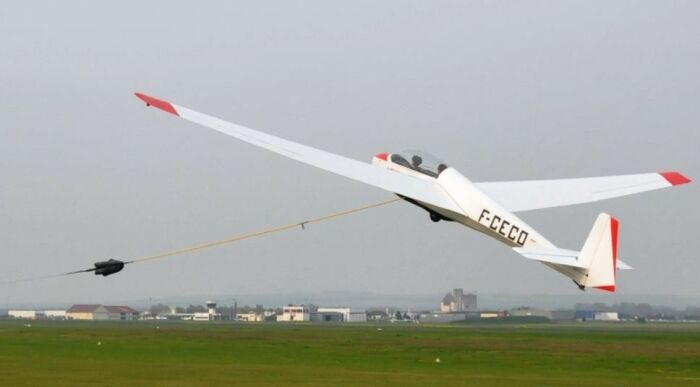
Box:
372, 152, 390, 166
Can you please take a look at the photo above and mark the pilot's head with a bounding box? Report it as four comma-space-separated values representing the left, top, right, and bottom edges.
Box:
412, 155, 423, 167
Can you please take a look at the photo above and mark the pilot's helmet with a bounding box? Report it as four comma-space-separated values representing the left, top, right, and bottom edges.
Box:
411, 155, 423, 167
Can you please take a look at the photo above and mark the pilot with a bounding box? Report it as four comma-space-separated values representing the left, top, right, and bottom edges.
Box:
411, 155, 423, 168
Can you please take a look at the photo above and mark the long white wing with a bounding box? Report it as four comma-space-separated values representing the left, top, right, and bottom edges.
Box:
476, 172, 690, 213
135, 93, 462, 214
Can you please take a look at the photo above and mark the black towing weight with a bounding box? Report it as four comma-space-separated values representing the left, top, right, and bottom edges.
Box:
92, 259, 125, 276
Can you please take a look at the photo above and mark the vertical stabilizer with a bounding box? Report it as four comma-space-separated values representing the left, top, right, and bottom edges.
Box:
579, 213, 619, 292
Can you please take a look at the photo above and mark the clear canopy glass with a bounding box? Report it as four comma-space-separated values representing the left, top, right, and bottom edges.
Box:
390, 149, 448, 177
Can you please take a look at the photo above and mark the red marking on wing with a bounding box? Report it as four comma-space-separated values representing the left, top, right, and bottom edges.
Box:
659, 171, 691, 186
134, 92, 179, 116
375, 153, 389, 161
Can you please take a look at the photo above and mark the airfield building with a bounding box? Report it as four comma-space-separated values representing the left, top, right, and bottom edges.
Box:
8, 310, 42, 319
66, 305, 139, 320
237, 312, 265, 322
420, 312, 468, 323
366, 310, 390, 321
277, 305, 311, 322
66, 305, 109, 320
8, 310, 67, 320
193, 312, 212, 321
480, 311, 506, 319
191, 301, 222, 321
574, 310, 619, 321
316, 308, 367, 322
104, 306, 140, 320
595, 312, 619, 321
440, 289, 477, 312
508, 308, 576, 322
509, 307, 552, 319
309, 308, 367, 323
310, 310, 344, 322
44, 310, 66, 319
206, 301, 217, 316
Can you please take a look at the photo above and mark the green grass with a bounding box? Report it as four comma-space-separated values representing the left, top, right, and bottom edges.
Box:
0, 320, 699, 386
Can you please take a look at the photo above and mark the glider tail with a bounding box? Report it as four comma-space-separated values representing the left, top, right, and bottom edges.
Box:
514, 213, 628, 292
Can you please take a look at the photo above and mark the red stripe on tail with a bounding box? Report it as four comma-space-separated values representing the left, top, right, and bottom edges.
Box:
595, 217, 619, 293
610, 217, 619, 263
595, 285, 616, 292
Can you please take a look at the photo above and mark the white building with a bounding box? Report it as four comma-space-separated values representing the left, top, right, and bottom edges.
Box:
509, 307, 552, 319
419, 312, 467, 323
317, 308, 367, 322
206, 301, 217, 315
237, 312, 265, 322
193, 312, 213, 321
66, 305, 139, 320
193, 301, 222, 321
44, 310, 66, 319
66, 305, 110, 320
8, 310, 41, 319
440, 289, 477, 312
310, 311, 343, 322
8, 310, 67, 320
595, 312, 619, 321
277, 305, 310, 322
104, 306, 140, 320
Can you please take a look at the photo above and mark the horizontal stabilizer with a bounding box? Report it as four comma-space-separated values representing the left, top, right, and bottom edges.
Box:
513, 247, 586, 268
616, 259, 633, 270
514, 247, 632, 270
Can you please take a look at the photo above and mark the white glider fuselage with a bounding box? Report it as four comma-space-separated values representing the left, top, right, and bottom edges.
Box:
372, 153, 554, 250
372, 152, 595, 286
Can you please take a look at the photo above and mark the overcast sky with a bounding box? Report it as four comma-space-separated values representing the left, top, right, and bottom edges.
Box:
1, 0, 698, 304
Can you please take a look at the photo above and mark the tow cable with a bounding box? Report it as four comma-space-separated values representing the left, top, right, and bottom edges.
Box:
1, 198, 400, 284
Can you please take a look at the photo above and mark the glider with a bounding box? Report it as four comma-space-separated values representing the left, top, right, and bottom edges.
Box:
135, 92, 690, 292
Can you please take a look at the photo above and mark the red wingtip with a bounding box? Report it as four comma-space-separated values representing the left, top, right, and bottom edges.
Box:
375, 152, 389, 161
134, 92, 178, 116
594, 285, 616, 293
659, 171, 691, 186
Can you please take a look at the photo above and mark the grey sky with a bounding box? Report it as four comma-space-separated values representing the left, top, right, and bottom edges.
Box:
1, 0, 698, 304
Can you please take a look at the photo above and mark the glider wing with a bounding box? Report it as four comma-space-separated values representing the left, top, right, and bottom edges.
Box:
135, 93, 463, 214
476, 172, 690, 212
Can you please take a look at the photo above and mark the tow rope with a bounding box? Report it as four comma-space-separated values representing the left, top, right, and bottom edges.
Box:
1, 198, 400, 284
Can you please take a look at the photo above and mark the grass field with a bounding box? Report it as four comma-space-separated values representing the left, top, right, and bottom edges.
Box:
0, 320, 699, 386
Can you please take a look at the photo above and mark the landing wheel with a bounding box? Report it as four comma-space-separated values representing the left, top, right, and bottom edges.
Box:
430, 212, 442, 222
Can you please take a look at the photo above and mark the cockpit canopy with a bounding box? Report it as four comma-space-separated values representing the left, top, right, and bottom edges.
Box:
390, 149, 449, 177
